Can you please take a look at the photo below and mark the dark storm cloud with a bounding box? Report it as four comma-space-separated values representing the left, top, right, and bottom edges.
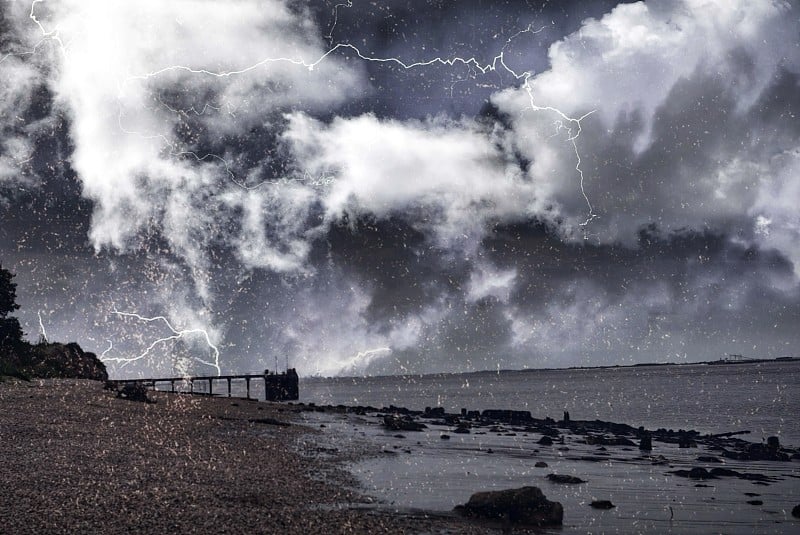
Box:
1, 0, 799, 376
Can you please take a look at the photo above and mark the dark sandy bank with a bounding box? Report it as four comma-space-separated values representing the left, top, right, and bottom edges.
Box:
0, 379, 501, 534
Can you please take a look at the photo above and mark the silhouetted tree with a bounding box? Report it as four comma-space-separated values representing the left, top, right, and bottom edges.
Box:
0, 264, 24, 348
0, 264, 19, 318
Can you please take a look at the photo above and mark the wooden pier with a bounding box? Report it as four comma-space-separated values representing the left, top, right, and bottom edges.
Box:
108, 368, 299, 401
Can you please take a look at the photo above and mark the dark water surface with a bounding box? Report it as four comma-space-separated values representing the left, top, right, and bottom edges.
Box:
301, 360, 800, 444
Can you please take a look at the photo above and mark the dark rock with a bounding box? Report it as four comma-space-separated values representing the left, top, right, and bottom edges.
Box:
744, 492, 760, 497
481, 409, 533, 424
746, 500, 763, 506
534, 461, 548, 468
547, 474, 586, 484
767, 436, 780, 451
424, 406, 445, 418
792, 505, 800, 518
671, 467, 716, 480
537, 436, 553, 446
394, 434, 406, 439
563, 411, 570, 423
586, 435, 636, 447
639, 433, 653, 451
440, 434, 451, 440
590, 500, 615, 509
116, 382, 151, 403
454, 486, 563, 527
453, 423, 471, 434
383, 414, 427, 432
709, 467, 742, 478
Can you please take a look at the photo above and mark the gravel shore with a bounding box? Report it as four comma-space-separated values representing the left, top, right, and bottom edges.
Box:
0, 379, 492, 534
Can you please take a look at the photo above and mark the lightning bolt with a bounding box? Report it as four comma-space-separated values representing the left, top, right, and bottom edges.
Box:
20, 1, 601, 376
102, 309, 221, 376
343, 347, 392, 371
326, 1, 353, 46
37, 310, 48, 343
23, 1, 597, 219
100, 339, 113, 360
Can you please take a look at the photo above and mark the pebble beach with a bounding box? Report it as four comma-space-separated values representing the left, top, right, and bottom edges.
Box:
0, 379, 492, 534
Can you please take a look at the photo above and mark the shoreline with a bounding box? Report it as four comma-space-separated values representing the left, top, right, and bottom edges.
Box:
3, 378, 797, 533
295, 402, 800, 533
0, 379, 492, 534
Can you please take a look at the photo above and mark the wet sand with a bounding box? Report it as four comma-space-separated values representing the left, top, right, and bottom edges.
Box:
0, 379, 493, 534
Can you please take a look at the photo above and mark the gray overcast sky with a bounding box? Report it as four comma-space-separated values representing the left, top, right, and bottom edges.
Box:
1, 0, 799, 377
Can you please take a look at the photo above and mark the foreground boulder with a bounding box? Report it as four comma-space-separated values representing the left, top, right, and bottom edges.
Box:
454, 486, 563, 527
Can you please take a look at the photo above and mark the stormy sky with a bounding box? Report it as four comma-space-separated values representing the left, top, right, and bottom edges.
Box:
1, 0, 798, 377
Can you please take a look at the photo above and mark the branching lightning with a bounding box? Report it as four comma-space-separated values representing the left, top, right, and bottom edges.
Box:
342, 347, 392, 372
20, 0, 601, 375
102, 309, 221, 376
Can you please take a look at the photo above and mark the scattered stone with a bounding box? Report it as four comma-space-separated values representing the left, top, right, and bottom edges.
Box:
590, 500, 615, 509
671, 467, 715, 480
586, 435, 636, 447
547, 474, 586, 484
767, 436, 780, 451
538, 436, 553, 446
383, 413, 426, 432
709, 467, 741, 478
454, 486, 563, 527
535, 461, 548, 468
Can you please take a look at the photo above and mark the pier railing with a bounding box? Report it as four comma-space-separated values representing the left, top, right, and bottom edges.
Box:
107, 368, 299, 401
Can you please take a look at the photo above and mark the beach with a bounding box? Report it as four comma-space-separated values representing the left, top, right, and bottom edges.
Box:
2, 378, 798, 534
0, 379, 491, 534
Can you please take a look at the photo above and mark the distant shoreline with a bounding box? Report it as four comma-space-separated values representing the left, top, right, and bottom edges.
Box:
304, 356, 800, 381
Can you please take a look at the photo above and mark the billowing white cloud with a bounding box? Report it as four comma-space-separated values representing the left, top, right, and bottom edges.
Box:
4, 0, 800, 376
28, 0, 364, 253
493, 0, 800, 266
282, 112, 534, 253
0, 55, 40, 192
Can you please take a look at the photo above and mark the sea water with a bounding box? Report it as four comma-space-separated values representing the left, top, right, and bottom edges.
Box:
296, 360, 800, 533
301, 360, 800, 444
